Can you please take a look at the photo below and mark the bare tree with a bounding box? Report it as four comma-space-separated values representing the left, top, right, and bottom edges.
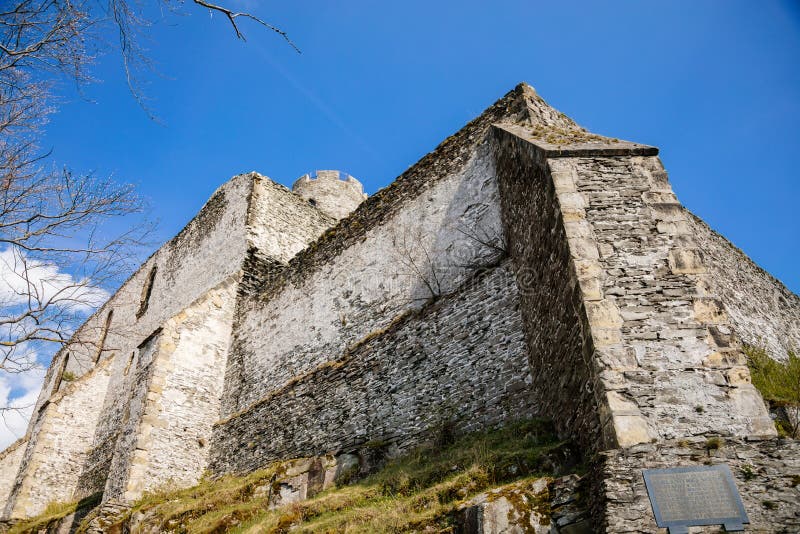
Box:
109, 0, 299, 110
0, 1, 297, 422
0, 169, 148, 373
391, 225, 445, 304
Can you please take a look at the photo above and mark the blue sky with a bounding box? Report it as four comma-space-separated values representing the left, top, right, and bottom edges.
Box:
45, 0, 799, 295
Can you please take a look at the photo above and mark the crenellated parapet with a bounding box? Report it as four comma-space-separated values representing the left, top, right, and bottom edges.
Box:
292, 170, 367, 220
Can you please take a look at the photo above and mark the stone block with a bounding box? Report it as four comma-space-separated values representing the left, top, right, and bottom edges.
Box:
456, 478, 551, 534
655, 220, 691, 235
558, 192, 586, 212
693, 297, 728, 324
611, 414, 653, 447
641, 191, 678, 205
563, 220, 592, 240
550, 169, 577, 194
725, 366, 751, 386
578, 277, 603, 301
592, 328, 623, 347
650, 203, 685, 222
585, 300, 623, 329
667, 248, 706, 274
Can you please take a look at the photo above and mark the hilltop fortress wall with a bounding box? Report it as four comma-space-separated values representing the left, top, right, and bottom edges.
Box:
212, 142, 539, 474
688, 214, 800, 360
2, 175, 253, 518
2, 84, 799, 531
1, 175, 337, 516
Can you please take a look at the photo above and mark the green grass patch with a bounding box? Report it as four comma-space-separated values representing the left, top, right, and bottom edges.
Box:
7, 493, 100, 534
745, 345, 800, 437
70, 419, 573, 533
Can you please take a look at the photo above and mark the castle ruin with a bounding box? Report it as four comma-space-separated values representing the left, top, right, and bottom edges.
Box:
1, 84, 798, 532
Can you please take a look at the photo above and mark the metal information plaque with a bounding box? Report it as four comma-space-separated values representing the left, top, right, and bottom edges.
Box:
642, 464, 749, 534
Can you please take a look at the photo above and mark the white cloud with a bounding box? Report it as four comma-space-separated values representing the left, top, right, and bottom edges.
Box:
0, 247, 109, 313
0, 367, 45, 451
0, 246, 107, 452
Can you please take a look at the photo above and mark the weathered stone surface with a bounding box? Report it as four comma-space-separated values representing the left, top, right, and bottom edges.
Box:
221, 140, 512, 418
456, 475, 591, 534
593, 438, 800, 533
4, 360, 112, 519
292, 170, 367, 220
688, 213, 800, 361
2, 172, 338, 517
2, 82, 797, 533
103, 278, 238, 502
210, 261, 536, 474
0, 440, 26, 512
457, 478, 552, 533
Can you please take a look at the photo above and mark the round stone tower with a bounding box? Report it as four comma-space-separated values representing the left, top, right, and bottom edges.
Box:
292, 170, 367, 220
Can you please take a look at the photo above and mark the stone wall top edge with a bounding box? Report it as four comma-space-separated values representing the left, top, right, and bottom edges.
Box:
0, 437, 28, 460
493, 123, 659, 157
291, 170, 363, 188
248, 86, 532, 304
686, 209, 800, 301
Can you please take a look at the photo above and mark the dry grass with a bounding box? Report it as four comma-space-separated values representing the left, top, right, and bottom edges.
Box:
228, 419, 568, 533
11, 420, 571, 533
7, 493, 100, 534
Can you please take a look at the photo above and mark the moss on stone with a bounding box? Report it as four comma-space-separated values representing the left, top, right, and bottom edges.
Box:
34, 420, 573, 534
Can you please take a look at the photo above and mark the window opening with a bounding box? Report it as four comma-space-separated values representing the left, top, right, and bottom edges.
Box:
124, 351, 136, 376
95, 309, 114, 364
52, 353, 70, 394
136, 265, 157, 318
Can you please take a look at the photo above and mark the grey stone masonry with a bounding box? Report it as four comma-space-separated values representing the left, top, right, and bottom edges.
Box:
594, 437, 800, 533
0, 440, 26, 513
1, 172, 339, 518
292, 170, 367, 220
210, 260, 536, 474
494, 122, 776, 451
3, 83, 798, 532
688, 212, 800, 361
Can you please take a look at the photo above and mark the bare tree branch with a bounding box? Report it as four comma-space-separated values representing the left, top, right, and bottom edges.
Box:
0, 0, 297, 423
191, 0, 300, 52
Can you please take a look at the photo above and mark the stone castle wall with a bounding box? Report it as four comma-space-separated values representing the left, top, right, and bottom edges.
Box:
0, 441, 26, 512
689, 213, 800, 360
4, 360, 112, 518
32, 174, 255, 414
82, 175, 337, 504
595, 438, 800, 533
221, 144, 507, 417
2, 171, 340, 517
492, 126, 603, 454
2, 83, 798, 531
2, 175, 256, 518
555, 152, 773, 442
493, 123, 775, 452
101, 278, 237, 502
211, 260, 535, 474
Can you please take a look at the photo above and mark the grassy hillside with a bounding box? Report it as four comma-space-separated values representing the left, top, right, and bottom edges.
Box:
8, 419, 578, 533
